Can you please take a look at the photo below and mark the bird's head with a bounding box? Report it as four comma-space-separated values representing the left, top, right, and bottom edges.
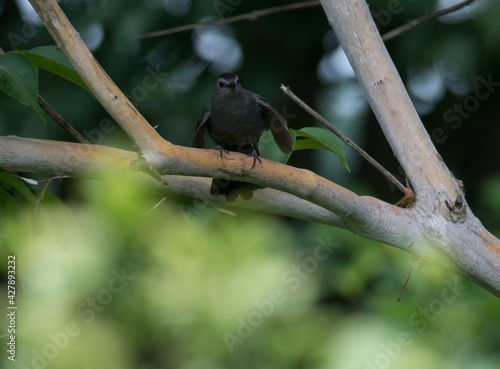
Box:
214, 73, 242, 97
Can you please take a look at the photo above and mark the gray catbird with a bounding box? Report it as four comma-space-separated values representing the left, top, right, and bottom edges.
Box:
191, 73, 293, 201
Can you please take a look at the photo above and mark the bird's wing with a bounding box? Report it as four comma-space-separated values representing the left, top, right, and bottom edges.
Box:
256, 95, 294, 154
191, 101, 211, 148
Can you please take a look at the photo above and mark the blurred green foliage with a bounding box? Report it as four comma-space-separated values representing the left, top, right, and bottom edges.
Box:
1, 0, 500, 367
0, 173, 499, 368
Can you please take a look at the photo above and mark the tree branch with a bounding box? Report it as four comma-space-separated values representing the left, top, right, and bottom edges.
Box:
3, 136, 499, 296
28, 0, 167, 154
133, 1, 321, 40
318, 0, 500, 297
1, 133, 418, 248
37, 96, 90, 143
382, 0, 478, 42
135, 0, 477, 43
0, 136, 369, 233
319, 0, 461, 198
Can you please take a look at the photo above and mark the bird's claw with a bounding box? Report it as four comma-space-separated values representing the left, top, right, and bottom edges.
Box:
248, 149, 262, 168
214, 145, 229, 158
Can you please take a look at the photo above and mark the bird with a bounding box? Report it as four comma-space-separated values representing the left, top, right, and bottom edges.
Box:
191, 73, 293, 201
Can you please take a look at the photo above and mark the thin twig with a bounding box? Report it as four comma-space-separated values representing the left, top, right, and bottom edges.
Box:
34, 175, 69, 212
134, 1, 320, 40
34, 178, 52, 212
143, 196, 168, 214
382, 0, 478, 42
136, 0, 478, 42
37, 96, 90, 143
397, 257, 422, 302
281, 85, 407, 194
397, 266, 412, 302
36, 175, 71, 183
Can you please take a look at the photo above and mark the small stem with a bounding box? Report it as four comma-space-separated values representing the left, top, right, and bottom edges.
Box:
34, 175, 69, 212
281, 85, 407, 194
397, 267, 412, 302
38, 96, 90, 144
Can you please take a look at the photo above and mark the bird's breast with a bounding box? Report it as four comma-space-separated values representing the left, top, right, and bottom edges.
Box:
208, 97, 265, 146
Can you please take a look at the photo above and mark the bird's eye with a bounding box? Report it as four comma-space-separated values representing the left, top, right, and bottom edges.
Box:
218, 81, 224, 88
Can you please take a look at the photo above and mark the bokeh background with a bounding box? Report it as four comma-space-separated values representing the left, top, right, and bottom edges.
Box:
1, 0, 500, 368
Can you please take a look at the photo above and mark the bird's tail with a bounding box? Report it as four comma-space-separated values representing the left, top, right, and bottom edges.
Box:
210, 179, 262, 202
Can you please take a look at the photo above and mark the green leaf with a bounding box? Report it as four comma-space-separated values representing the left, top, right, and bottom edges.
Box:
0, 172, 42, 217
294, 127, 350, 172
0, 186, 22, 215
0, 52, 46, 122
20, 46, 91, 93
0, 172, 39, 206
259, 128, 296, 164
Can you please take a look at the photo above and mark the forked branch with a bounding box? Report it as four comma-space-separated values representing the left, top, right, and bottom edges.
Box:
26, 0, 409, 236
17, 0, 500, 297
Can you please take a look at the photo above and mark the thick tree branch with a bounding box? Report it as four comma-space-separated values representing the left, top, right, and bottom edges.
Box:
0, 136, 418, 247
319, 0, 460, 198
2, 136, 499, 296
0, 136, 374, 233
28, 0, 166, 153
318, 0, 500, 297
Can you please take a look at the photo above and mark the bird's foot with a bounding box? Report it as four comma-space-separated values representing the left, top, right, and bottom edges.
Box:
248, 148, 262, 168
214, 145, 229, 158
